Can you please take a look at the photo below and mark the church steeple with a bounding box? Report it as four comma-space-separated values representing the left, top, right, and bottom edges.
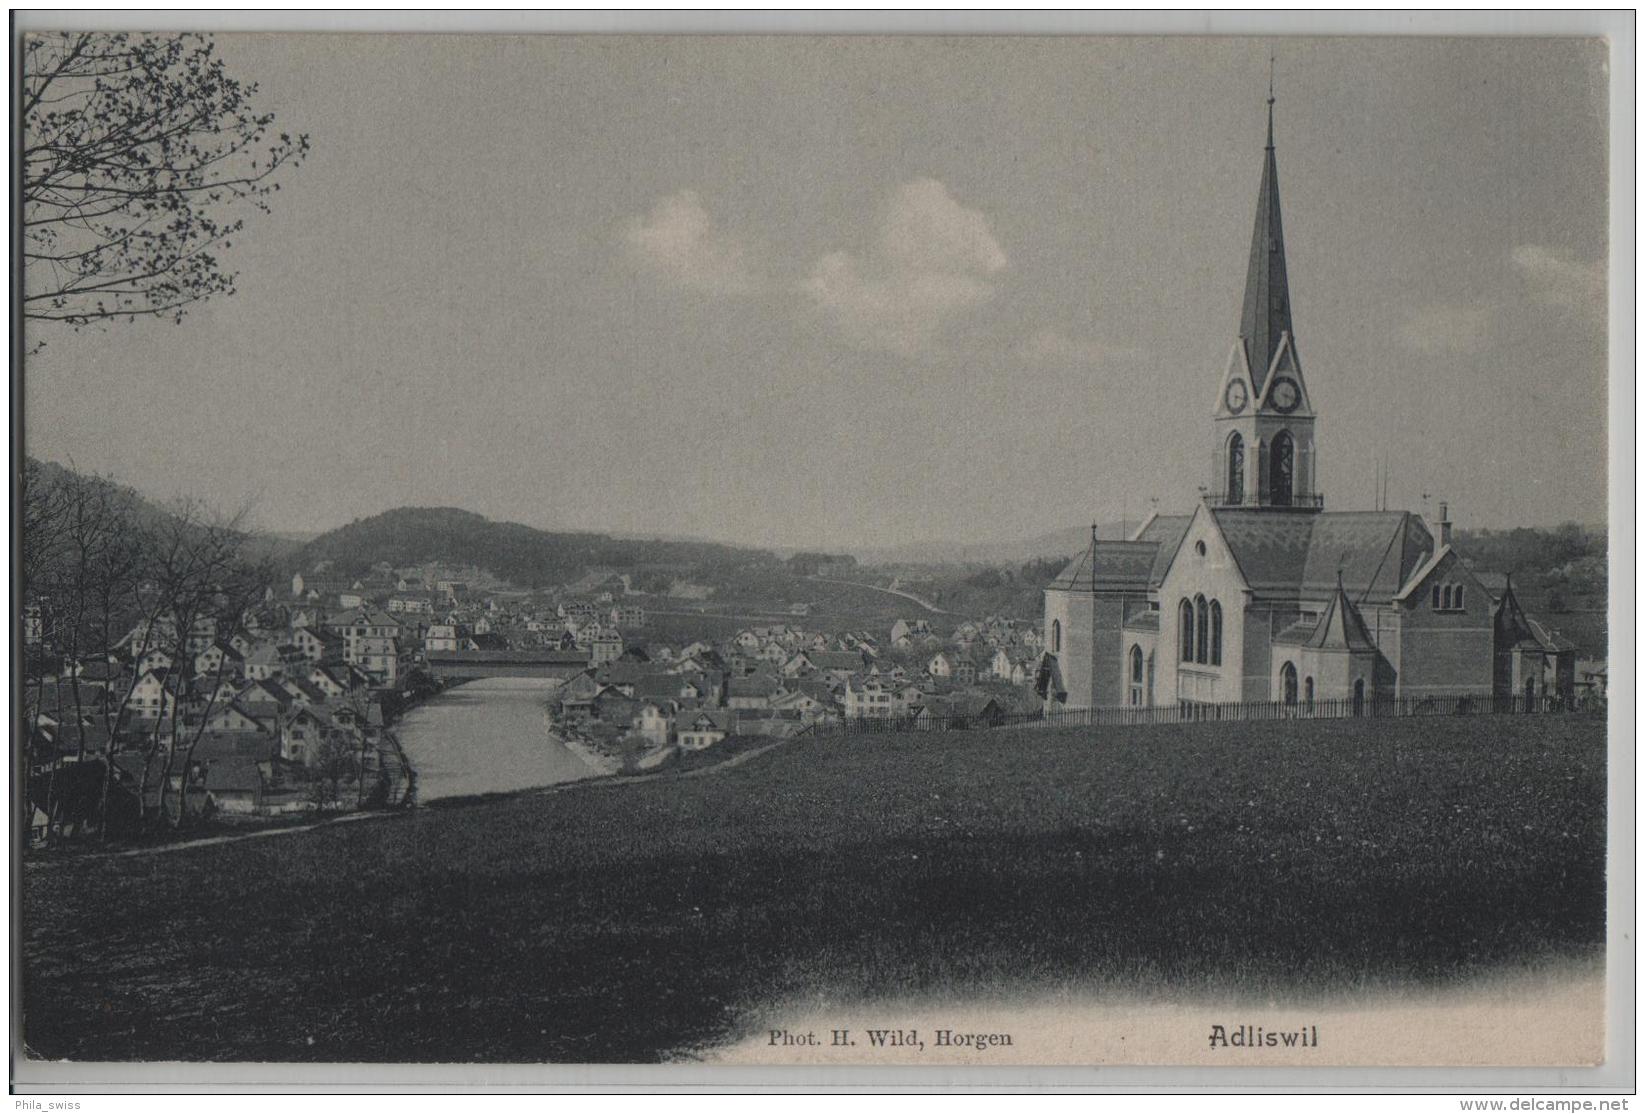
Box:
1210, 71, 1321, 514
1239, 76, 1293, 396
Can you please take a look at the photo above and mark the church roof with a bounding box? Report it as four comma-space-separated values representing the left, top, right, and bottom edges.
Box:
1493, 576, 1575, 653
1212, 509, 1431, 603
1046, 540, 1162, 593
1240, 93, 1293, 395
1302, 577, 1379, 653
1136, 514, 1194, 585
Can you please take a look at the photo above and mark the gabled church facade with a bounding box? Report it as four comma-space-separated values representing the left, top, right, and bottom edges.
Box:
1040, 93, 1575, 713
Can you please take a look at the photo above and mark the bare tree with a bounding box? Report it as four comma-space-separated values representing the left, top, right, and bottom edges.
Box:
21, 32, 308, 332
28, 468, 147, 843
130, 499, 267, 830
171, 551, 268, 826
308, 731, 357, 811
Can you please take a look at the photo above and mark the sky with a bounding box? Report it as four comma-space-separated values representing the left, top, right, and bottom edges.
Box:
24, 34, 1611, 550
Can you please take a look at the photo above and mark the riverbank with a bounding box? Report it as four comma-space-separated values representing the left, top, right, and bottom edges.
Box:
548, 714, 622, 776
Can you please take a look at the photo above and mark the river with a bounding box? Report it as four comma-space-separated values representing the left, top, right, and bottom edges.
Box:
393, 677, 606, 802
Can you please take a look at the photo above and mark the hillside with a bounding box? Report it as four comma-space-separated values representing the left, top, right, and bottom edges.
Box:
292, 506, 779, 590
23, 457, 302, 565
21, 714, 1604, 1063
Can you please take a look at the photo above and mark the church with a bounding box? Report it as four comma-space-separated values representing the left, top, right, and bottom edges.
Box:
1039, 93, 1575, 713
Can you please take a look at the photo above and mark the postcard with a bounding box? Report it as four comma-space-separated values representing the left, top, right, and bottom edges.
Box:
14, 23, 1627, 1090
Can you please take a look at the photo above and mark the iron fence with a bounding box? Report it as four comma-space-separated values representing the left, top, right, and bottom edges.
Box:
797, 692, 1595, 738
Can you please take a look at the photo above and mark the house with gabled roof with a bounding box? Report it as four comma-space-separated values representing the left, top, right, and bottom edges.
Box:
192, 641, 245, 680
677, 709, 734, 750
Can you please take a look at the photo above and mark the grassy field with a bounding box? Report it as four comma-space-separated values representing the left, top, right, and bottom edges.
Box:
21, 714, 1605, 1063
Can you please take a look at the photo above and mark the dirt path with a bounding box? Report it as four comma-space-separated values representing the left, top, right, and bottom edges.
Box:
25, 731, 801, 864
27, 808, 397, 864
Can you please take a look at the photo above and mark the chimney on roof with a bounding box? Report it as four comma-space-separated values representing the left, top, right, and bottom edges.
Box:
1434, 501, 1452, 548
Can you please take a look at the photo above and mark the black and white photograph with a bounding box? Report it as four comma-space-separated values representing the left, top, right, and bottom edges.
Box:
12, 16, 1630, 1090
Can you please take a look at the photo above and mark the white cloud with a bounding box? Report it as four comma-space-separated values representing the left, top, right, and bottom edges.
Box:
1512, 244, 1605, 314
1397, 304, 1495, 356
621, 190, 753, 296
1017, 327, 1137, 367
801, 178, 1006, 356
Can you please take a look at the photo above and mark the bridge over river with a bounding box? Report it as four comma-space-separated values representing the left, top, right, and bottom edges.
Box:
425, 649, 592, 682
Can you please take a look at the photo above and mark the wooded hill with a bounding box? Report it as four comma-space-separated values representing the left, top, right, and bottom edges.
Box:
292, 506, 780, 590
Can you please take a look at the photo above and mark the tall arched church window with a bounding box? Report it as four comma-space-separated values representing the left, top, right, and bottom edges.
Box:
1454, 585, 1465, 609
1130, 644, 1144, 684
1270, 431, 1295, 507
1194, 595, 1209, 664
1226, 433, 1245, 505
1442, 585, 1453, 610
1051, 619, 1061, 654
1281, 662, 1298, 706
1432, 584, 1442, 609
1210, 600, 1223, 665
1179, 599, 1194, 663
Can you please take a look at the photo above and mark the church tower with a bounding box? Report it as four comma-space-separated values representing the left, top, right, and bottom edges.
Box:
1211, 82, 1321, 512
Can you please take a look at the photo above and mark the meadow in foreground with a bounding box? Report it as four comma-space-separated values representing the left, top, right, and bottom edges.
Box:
21, 714, 1605, 1062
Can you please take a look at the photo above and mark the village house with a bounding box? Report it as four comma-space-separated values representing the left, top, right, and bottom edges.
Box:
844, 675, 913, 720
288, 625, 343, 664
203, 701, 272, 735
915, 693, 1006, 730
192, 642, 245, 680
677, 710, 733, 751
634, 701, 675, 749
387, 593, 437, 616
129, 669, 177, 719
770, 687, 832, 722
726, 674, 781, 710
781, 649, 866, 680
589, 627, 625, 665
926, 651, 978, 686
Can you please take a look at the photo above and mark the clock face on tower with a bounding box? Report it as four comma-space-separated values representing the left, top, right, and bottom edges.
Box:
1269, 376, 1301, 413
1223, 379, 1249, 414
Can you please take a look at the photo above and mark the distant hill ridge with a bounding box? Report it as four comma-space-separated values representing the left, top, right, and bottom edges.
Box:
293, 506, 777, 589
852, 521, 1137, 567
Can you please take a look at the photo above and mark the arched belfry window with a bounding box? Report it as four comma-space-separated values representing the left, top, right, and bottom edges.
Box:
1179, 599, 1194, 663
1226, 432, 1245, 505
1270, 431, 1295, 507
1051, 619, 1061, 654
1194, 595, 1209, 664
1210, 600, 1223, 665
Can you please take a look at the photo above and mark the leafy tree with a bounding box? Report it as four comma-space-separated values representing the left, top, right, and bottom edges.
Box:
21, 32, 308, 331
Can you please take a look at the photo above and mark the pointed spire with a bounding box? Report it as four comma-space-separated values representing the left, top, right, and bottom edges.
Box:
1307, 574, 1377, 653
1240, 66, 1294, 396
1266, 53, 1276, 149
